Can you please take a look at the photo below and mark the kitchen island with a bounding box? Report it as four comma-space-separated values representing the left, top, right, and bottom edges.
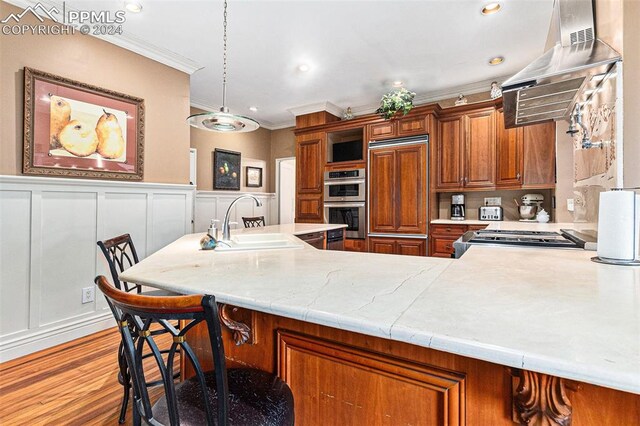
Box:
119, 223, 640, 425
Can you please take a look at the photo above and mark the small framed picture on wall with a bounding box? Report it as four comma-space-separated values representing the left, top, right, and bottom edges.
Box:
245, 166, 263, 188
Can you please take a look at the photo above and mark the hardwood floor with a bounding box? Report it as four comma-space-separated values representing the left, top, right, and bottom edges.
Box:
0, 327, 167, 425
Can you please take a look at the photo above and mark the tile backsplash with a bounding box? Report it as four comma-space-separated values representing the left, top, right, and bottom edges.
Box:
569, 64, 621, 224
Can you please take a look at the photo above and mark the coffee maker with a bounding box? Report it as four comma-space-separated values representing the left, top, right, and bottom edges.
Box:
451, 194, 465, 220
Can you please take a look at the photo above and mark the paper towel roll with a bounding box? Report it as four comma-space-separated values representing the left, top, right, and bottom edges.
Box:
597, 191, 639, 261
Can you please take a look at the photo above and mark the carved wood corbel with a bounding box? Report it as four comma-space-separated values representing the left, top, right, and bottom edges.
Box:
217, 303, 256, 345
510, 368, 573, 426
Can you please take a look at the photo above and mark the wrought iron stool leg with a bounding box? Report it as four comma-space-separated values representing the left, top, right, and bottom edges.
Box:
117, 341, 131, 424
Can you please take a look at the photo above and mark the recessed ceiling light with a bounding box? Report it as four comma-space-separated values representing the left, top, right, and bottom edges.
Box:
481, 2, 501, 15
392, 80, 404, 88
249, 106, 258, 112
489, 56, 505, 65
298, 64, 310, 72
124, 0, 143, 13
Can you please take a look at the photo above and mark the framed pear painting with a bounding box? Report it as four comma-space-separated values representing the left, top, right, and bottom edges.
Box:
23, 67, 144, 180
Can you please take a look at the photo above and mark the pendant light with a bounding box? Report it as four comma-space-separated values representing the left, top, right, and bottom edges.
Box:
187, 0, 259, 132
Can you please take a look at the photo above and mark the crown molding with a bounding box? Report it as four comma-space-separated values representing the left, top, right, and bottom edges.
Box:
3, 0, 203, 74
287, 101, 344, 119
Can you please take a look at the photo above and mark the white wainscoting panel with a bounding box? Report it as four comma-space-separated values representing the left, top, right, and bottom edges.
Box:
0, 176, 194, 361
194, 191, 277, 233
39, 191, 98, 327
0, 190, 31, 337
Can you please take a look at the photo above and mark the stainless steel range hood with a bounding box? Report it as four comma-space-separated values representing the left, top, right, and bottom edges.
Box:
501, 0, 621, 128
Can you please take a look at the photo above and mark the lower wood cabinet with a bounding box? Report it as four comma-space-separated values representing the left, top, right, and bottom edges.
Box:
278, 330, 464, 425
295, 194, 323, 223
368, 236, 427, 256
344, 238, 367, 252
430, 223, 487, 257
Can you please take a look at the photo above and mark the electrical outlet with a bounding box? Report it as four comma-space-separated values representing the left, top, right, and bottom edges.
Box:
483, 197, 502, 206
82, 286, 95, 304
567, 198, 575, 212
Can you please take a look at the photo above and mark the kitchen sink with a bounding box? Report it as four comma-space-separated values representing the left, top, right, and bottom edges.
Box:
215, 233, 305, 252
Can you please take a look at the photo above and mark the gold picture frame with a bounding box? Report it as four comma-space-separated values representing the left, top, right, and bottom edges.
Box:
23, 67, 145, 180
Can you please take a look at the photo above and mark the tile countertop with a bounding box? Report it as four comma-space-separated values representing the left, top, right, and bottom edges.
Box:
119, 222, 639, 394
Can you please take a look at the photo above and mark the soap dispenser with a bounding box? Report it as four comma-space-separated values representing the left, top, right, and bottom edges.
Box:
200, 219, 220, 250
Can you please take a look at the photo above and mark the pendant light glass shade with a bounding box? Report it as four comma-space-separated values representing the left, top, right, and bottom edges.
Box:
187, 0, 259, 132
187, 109, 260, 133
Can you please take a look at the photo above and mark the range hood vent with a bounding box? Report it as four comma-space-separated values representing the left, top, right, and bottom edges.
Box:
501, 0, 621, 128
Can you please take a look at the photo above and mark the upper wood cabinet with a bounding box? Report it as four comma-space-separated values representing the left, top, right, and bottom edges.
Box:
296, 134, 324, 194
436, 109, 495, 190
436, 106, 556, 191
368, 121, 396, 140
495, 109, 556, 189
522, 122, 556, 187
296, 132, 324, 223
436, 116, 464, 189
496, 109, 523, 187
465, 110, 496, 188
367, 114, 430, 141
397, 115, 429, 137
369, 142, 427, 235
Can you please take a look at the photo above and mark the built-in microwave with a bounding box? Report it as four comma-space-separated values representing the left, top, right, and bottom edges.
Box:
323, 169, 365, 203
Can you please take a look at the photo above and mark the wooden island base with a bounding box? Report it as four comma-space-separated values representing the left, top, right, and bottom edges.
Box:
183, 306, 640, 425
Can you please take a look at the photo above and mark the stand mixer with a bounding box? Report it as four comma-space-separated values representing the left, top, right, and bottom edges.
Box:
519, 194, 544, 221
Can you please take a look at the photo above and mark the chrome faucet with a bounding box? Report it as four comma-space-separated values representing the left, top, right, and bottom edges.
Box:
222, 195, 263, 241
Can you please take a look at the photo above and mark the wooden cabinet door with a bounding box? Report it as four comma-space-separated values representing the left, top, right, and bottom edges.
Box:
368, 237, 396, 254
396, 238, 427, 256
369, 148, 396, 233
436, 116, 464, 189
464, 110, 496, 188
522, 122, 556, 187
395, 144, 427, 234
397, 116, 428, 137
368, 121, 396, 141
296, 135, 324, 194
296, 194, 323, 223
496, 109, 523, 187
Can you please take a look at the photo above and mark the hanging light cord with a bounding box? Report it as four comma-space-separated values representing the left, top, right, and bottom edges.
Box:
221, 0, 228, 111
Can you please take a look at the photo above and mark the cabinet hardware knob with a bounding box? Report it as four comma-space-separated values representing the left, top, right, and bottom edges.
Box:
516, 172, 521, 180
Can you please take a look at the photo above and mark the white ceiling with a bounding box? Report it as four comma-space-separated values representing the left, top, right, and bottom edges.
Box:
21, 0, 555, 128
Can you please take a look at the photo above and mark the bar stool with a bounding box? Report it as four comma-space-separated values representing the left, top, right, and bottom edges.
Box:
242, 216, 266, 228
96, 276, 294, 425
97, 234, 179, 423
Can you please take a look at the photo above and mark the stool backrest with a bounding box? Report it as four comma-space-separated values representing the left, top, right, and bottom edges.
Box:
242, 216, 265, 228
97, 234, 140, 293
95, 276, 229, 426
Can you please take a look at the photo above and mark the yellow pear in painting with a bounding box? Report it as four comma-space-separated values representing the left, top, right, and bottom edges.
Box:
58, 120, 99, 157
96, 109, 125, 159
50, 96, 71, 149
